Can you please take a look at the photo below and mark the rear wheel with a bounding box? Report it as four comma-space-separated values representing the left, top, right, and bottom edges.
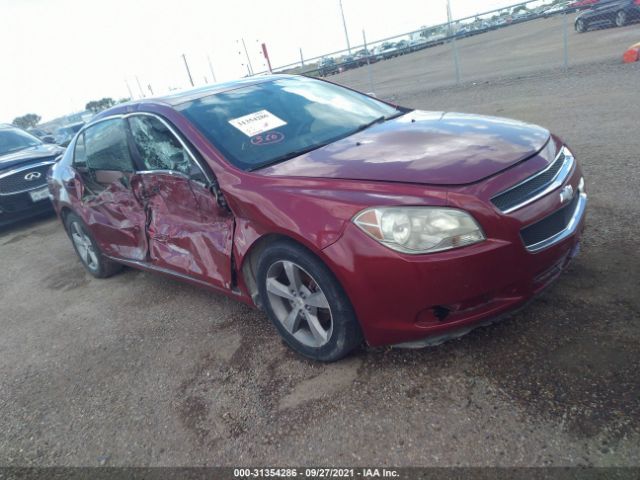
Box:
575, 19, 587, 32
257, 240, 363, 362
65, 212, 122, 278
615, 10, 628, 27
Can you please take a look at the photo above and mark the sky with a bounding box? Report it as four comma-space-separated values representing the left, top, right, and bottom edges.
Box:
0, 0, 526, 123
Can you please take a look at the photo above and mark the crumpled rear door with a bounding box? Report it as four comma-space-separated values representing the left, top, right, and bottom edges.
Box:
80, 171, 148, 261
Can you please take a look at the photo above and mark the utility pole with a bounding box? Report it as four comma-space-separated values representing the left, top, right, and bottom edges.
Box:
135, 76, 145, 98
562, 12, 569, 72
363, 30, 374, 94
241, 38, 254, 75
299, 48, 305, 66
182, 53, 195, 87
446, 0, 461, 84
124, 78, 134, 100
339, 0, 351, 54
207, 54, 217, 83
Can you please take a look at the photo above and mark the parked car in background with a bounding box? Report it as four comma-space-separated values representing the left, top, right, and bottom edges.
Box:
379, 42, 398, 59
426, 32, 447, 44
408, 37, 429, 52
354, 49, 377, 65
55, 122, 84, 147
394, 40, 410, 55
49, 75, 586, 361
575, 0, 640, 31
338, 55, 358, 72
570, 0, 601, 9
27, 127, 56, 144
543, 4, 570, 17
0, 124, 64, 226
317, 57, 338, 77
452, 25, 470, 38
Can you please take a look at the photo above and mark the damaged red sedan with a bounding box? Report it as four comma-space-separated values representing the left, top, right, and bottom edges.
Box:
48, 75, 587, 361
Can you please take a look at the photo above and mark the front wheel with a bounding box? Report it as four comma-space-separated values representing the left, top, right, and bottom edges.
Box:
256, 241, 363, 362
575, 19, 587, 32
615, 11, 628, 27
65, 212, 122, 278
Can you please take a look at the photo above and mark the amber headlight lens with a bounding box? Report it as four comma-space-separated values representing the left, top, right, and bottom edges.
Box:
353, 207, 486, 254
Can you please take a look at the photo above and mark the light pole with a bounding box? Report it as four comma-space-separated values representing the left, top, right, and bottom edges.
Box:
241, 38, 254, 75
339, 0, 351, 54
446, 0, 461, 84
124, 78, 134, 100
207, 54, 217, 83
182, 53, 195, 87
135, 76, 145, 98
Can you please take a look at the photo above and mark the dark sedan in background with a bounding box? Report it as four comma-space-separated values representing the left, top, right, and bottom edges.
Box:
575, 0, 640, 31
0, 124, 65, 226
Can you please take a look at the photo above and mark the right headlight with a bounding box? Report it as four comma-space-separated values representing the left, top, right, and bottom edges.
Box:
353, 206, 486, 254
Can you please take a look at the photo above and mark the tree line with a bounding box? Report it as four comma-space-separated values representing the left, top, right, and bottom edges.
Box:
12, 97, 130, 129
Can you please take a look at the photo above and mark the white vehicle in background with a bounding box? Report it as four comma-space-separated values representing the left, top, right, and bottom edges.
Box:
379, 42, 399, 60
408, 37, 429, 52
543, 3, 569, 17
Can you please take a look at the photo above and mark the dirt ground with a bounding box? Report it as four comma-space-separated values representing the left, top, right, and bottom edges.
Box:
1, 20, 639, 467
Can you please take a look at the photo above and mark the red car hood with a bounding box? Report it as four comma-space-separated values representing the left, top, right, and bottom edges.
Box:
258, 110, 550, 185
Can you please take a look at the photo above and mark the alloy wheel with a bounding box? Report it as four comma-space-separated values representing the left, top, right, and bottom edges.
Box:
265, 260, 333, 348
70, 221, 99, 271
616, 11, 627, 27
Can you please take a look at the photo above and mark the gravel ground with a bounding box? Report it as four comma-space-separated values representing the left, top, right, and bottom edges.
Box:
1, 39, 639, 467
332, 12, 640, 99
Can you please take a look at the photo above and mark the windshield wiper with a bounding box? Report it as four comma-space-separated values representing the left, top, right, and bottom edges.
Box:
353, 115, 386, 134
249, 142, 334, 171
353, 111, 406, 134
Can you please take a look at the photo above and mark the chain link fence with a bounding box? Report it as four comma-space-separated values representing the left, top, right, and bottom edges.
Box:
258, 0, 640, 99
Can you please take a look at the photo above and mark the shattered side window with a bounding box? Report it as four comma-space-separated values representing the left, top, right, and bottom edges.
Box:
128, 115, 194, 175
84, 119, 134, 172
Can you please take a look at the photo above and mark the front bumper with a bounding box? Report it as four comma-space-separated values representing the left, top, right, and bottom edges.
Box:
0, 191, 54, 227
321, 182, 587, 347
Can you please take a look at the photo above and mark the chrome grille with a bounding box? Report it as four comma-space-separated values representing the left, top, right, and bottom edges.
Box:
521, 192, 580, 249
491, 147, 573, 214
0, 161, 54, 195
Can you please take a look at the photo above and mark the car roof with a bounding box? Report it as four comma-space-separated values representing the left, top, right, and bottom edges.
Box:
151, 74, 295, 106
92, 74, 301, 122
92, 74, 296, 122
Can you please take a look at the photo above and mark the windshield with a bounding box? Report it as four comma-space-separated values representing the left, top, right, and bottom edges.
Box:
177, 76, 403, 171
0, 128, 42, 156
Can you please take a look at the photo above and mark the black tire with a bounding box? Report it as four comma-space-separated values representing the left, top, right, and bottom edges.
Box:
65, 212, 122, 278
615, 11, 627, 27
256, 240, 363, 362
575, 19, 587, 32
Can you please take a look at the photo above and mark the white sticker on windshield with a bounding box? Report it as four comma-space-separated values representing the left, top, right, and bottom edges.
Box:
228, 110, 287, 137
